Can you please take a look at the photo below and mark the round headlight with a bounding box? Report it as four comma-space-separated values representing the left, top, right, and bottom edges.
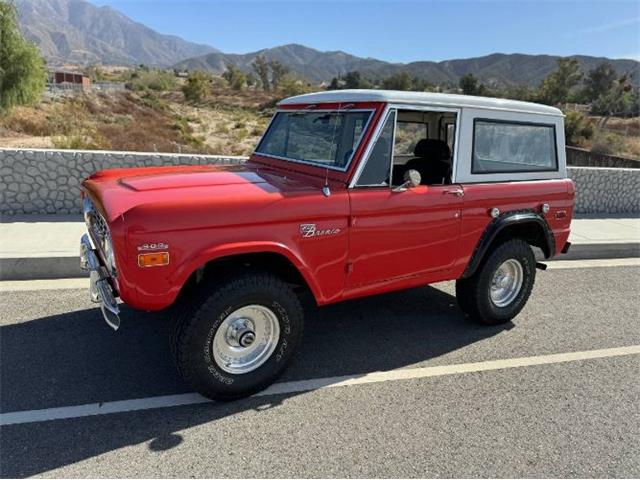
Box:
103, 233, 116, 273
82, 197, 93, 223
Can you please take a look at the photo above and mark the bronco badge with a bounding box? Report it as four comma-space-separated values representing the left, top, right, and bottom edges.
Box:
300, 224, 341, 238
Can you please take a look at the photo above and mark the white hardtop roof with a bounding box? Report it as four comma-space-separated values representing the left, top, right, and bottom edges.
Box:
279, 89, 563, 116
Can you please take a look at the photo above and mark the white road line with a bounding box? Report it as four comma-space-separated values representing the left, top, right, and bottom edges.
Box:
2, 345, 639, 427
545, 257, 640, 270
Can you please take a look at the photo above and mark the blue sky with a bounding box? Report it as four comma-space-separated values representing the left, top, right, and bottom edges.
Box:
92, 0, 640, 62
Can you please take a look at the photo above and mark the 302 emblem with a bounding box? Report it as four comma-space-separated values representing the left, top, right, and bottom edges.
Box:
137, 242, 169, 251
300, 224, 341, 238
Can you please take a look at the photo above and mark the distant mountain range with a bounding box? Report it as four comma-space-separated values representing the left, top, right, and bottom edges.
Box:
16, 0, 217, 67
18, 0, 639, 87
176, 44, 640, 87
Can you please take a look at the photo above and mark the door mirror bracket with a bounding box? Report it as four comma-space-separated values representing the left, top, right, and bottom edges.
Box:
392, 169, 421, 192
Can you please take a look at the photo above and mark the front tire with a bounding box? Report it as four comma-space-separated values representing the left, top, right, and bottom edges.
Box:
171, 271, 304, 400
456, 239, 536, 325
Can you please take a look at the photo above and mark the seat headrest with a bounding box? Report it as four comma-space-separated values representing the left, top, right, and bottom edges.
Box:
414, 139, 451, 160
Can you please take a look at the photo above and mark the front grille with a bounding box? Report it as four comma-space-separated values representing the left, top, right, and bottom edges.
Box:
88, 209, 109, 240
83, 197, 116, 276
83, 197, 108, 244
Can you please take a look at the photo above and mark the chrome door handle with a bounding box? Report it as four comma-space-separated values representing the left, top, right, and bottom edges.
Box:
443, 188, 464, 197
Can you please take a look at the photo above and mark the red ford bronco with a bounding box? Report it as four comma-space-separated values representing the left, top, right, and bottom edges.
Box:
80, 90, 574, 400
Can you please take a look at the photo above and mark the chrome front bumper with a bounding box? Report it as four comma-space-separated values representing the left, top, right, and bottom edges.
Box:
80, 233, 121, 331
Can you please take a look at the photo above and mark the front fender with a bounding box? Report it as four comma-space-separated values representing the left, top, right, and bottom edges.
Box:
173, 241, 323, 303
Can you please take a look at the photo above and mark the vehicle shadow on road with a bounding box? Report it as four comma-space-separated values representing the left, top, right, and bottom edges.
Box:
1, 283, 511, 477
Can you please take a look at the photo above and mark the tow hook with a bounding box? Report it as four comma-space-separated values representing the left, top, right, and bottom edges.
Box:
536, 262, 548, 271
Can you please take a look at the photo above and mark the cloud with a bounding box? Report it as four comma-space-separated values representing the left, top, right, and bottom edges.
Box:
578, 16, 640, 34
614, 52, 640, 61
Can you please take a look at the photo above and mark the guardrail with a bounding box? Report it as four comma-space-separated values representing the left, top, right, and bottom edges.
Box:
1, 148, 638, 215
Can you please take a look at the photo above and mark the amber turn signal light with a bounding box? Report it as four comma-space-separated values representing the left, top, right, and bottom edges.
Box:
138, 252, 169, 267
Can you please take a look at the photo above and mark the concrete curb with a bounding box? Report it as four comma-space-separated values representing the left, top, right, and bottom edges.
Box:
0, 256, 85, 281
558, 242, 640, 261
1, 243, 638, 281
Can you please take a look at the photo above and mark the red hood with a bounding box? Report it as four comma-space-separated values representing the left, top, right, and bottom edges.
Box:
117, 166, 266, 192
81, 162, 341, 223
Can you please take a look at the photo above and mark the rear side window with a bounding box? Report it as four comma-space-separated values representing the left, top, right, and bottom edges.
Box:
472, 120, 557, 173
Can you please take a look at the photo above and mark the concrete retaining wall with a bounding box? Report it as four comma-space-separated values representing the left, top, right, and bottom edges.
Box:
1, 148, 245, 215
566, 146, 639, 169
1, 148, 638, 215
567, 166, 640, 214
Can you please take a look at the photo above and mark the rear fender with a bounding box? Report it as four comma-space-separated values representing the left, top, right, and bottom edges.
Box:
462, 210, 554, 278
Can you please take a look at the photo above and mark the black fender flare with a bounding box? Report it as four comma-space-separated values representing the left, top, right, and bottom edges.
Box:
462, 210, 555, 279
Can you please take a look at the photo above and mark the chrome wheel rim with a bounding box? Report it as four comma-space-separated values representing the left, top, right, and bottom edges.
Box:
212, 305, 280, 375
490, 259, 524, 307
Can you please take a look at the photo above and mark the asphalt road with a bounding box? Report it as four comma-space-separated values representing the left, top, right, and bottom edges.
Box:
1, 262, 639, 478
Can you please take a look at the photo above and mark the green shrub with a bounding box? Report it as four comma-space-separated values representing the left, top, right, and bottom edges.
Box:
222, 64, 247, 91
277, 74, 313, 97
52, 133, 109, 150
591, 131, 625, 155
564, 111, 595, 146
139, 92, 167, 111
234, 129, 248, 141
182, 71, 212, 103
128, 69, 177, 92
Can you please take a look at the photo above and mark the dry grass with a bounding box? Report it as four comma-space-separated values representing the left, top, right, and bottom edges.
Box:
0, 87, 279, 155
7, 86, 634, 160
584, 116, 640, 159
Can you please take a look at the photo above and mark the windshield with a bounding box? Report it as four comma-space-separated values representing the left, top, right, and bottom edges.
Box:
254, 110, 373, 170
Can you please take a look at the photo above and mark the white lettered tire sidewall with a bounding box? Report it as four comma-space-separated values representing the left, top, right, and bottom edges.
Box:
173, 272, 303, 400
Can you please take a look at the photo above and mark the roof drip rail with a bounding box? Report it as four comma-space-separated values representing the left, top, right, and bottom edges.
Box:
292, 104, 318, 115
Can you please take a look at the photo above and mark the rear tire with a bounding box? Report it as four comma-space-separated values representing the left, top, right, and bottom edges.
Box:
456, 239, 536, 325
171, 271, 304, 400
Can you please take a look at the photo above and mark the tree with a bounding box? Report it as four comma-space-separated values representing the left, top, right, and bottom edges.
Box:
222, 63, 246, 90
382, 71, 413, 91
591, 73, 639, 119
269, 60, 289, 90
252, 55, 270, 91
411, 77, 437, 92
327, 77, 342, 90
537, 58, 583, 105
0, 0, 46, 111
499, 84, 535, 102
277, 74, 312, 97
181, 70, 211, 102
458, 73, 481, 95
245, 72, 258, 88
582, 62, 617, 103
343, 71, 371, 89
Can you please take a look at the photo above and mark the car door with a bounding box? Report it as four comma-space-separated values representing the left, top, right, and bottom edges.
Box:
346, 109, 463, 288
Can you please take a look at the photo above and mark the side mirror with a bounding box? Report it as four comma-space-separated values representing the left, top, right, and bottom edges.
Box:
393, 169, 421, 192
